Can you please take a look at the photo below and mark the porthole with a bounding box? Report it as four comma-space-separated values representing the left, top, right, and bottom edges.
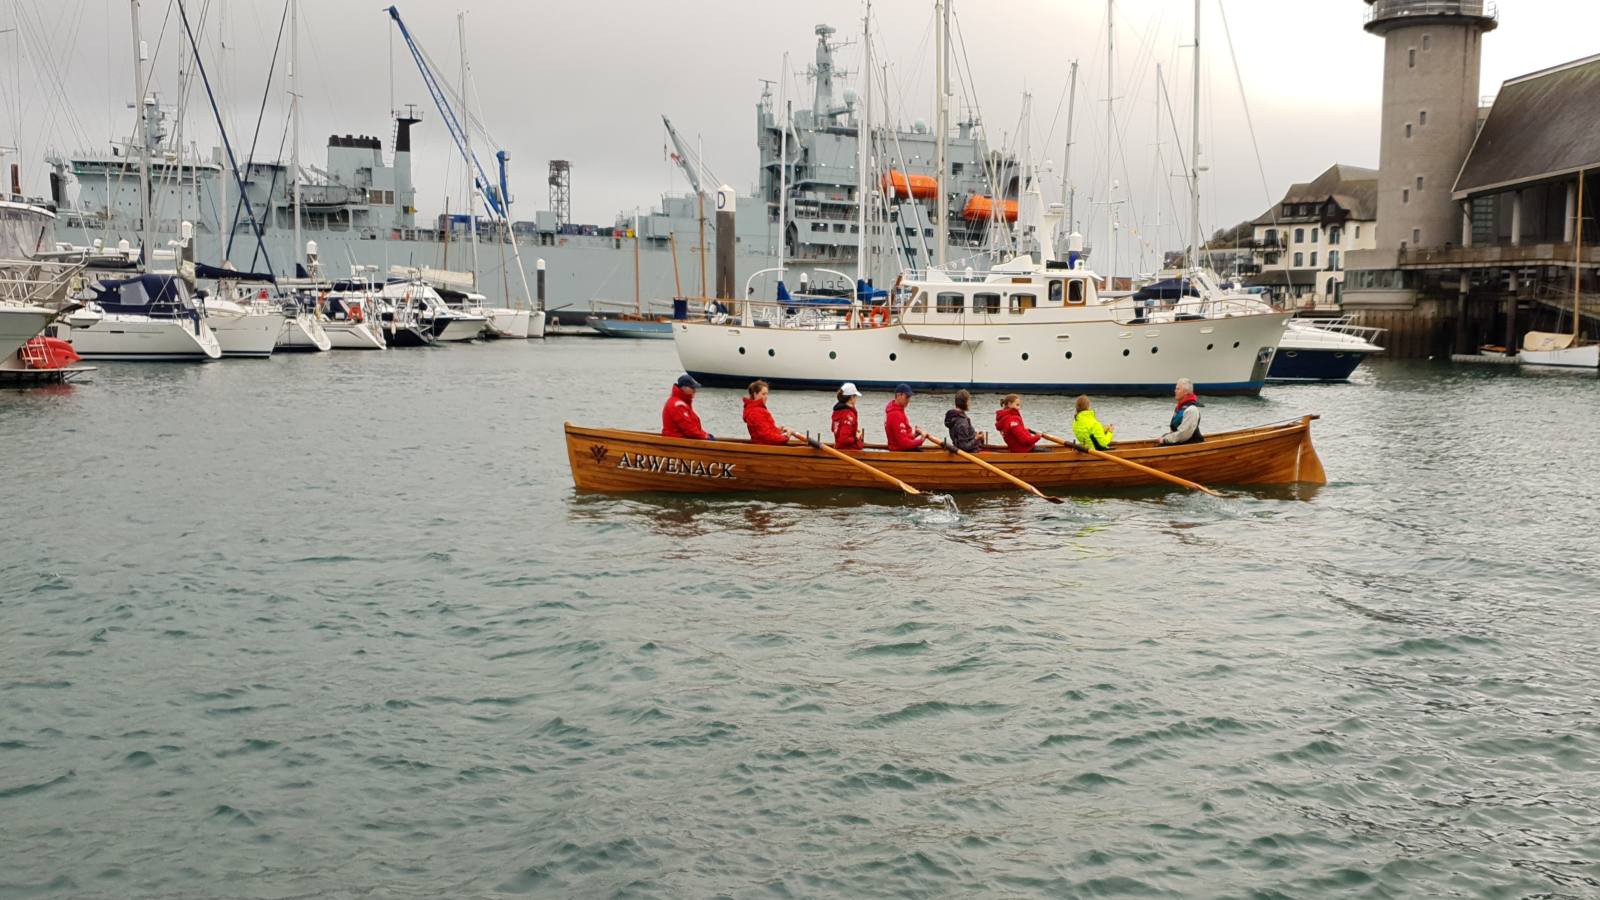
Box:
1334, 352, 1346, 358
1122, 349, 1130, 357
1150, 347, 1159, 355
829, 351, 837, 360
1233, 341, 1241, 349
738, 346, 746, 355
1286, 351, 1298, 358
768, 348, 776, 357
1021, 352, 1029, 361
1206, 343, 1214, 351
889, 352, 897, 362
1064, 351, 1073, 360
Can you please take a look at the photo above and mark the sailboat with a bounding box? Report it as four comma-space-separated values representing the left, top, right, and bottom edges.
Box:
1520, 169, 1598, 369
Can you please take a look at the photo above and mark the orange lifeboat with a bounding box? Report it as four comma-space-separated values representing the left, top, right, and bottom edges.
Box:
880, 170, 939, 200
962, 195, 1018, 222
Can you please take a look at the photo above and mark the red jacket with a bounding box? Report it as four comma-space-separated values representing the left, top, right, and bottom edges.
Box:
831, 402, 862, 449
662, 385, 709, 439
885, 399, 923, 451
995, 406, 1041, 452
743, 396, 788, 445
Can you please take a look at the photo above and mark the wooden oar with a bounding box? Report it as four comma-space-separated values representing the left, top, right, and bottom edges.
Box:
799, 435, 921, 496
1040, 433, 1221, 497
925, 436, 1063, 503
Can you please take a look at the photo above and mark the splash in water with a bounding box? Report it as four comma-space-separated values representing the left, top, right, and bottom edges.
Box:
912, 493, 961, 525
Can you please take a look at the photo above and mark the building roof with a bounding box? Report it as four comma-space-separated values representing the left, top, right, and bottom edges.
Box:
1252, 164, 1378, 226
1454, 53, 1600, 197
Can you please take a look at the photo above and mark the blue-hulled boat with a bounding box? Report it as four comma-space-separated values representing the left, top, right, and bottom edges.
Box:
586, 315, 673, 339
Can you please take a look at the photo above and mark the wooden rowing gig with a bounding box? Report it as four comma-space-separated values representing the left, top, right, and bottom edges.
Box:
564, 416, 1327, 495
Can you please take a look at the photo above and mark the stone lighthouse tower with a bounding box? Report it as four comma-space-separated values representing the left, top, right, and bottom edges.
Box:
1364, 0, 1496, 257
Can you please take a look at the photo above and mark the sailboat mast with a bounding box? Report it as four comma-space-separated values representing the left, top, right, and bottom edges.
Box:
1575, 170, 1586, 340
634, 211, 642, 316
779, 98, 790, 279
217, 0, 228, 265
129, 0, 153, 269
697, 134, 707, 300
934, 0, 949, 269
856, 0, 871, 287
290, 0, 302, 269
1188, 0, 1203, 271
1105, 0, 1115, 290
459, 12, 478, 277
1062, 60, 1078, 239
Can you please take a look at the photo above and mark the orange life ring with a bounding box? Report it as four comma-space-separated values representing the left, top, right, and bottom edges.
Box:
871, 306, 891, 327
350, 304, 364, 323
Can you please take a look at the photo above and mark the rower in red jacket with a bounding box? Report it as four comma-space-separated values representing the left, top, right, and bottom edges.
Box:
742, 380, 794, 445
995, 393, 1044, 452
662, 373, 713, 440
831, 382, 865, 449
884, 383, 930, 451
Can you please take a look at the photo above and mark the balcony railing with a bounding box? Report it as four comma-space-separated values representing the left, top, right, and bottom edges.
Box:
1365, 0, 1496, 25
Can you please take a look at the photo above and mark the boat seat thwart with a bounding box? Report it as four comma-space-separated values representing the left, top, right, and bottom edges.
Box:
564, 416, 1326, 496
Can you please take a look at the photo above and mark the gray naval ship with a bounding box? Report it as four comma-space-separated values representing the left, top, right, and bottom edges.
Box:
49, 23, 1020, 324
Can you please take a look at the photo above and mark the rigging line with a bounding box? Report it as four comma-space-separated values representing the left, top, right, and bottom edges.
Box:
248, 124, 290, 272
1216, 0, 1273, 227
225, 0, 290, 258
177, 0, 275, 274
1158, 71, 1193, 254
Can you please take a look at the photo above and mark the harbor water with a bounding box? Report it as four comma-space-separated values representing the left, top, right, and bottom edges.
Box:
3, 342, 1599, 897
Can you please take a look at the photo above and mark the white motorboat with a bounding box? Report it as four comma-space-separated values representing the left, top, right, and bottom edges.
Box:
202, 290, 283, 358
322, 290, 388, 350
64, 274, 221, 361
0, 302, 56, 359
381, 280, 485, 342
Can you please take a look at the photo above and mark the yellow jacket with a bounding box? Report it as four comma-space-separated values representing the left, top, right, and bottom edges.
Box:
1072, 409, 1114, 450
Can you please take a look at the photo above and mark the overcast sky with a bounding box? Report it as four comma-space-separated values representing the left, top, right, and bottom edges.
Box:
3, 0, 1596, 273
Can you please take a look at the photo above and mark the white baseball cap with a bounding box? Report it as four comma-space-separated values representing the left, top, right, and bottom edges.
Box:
839, 382, 862, 397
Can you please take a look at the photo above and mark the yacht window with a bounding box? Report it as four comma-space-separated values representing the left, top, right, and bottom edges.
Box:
1067, 280, 1086, 304
973, 292, 1001, 315
936, 291, 964, 314
1009, 292, 1037, 314
1048, 280, 1064, 303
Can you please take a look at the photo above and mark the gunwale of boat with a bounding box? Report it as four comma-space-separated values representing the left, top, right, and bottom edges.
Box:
565, 416, 1327, 495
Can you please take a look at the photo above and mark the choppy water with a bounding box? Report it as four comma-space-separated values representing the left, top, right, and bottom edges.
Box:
3, 341, 1599, 898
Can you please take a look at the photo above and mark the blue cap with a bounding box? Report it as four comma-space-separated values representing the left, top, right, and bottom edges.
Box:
676, 373, 701, 389
894, 383, 914, 396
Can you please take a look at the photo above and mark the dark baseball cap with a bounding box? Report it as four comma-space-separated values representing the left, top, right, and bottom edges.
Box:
676, 373, 702, 389
894, 383, 914, 396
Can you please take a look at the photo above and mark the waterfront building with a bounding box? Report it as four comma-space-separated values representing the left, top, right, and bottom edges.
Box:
1247, 164, 1379, 307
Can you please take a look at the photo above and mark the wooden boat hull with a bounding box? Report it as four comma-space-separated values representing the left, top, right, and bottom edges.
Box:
565, 417, 1327, 495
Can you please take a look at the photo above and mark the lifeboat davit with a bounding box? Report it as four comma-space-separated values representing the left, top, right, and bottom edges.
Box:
961, 195, 1018, 223
880, 170, 938, 200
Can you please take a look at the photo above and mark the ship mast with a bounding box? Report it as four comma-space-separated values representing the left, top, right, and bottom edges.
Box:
1188, 0, 1203, 272
1061, 60, 1078, 242
459, 12, 478, 278
1105, 0, 1115, 290
217, 0, 227, 264
129, 0, 153, 269
290, 0, 302, 270
934, 0, 949, 269
1575, 170, 1586, 341
856, 0, 871, 287
777, 51, 789, 282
